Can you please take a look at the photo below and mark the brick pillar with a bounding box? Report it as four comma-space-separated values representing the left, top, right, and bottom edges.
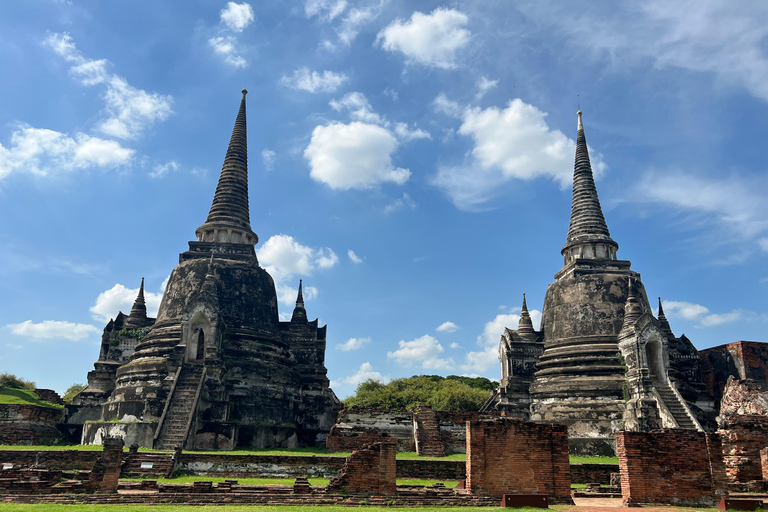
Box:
88, 436, 124, 493
761, 448, 768, 481
466, 418, 571, 501
706, 433, 729, 497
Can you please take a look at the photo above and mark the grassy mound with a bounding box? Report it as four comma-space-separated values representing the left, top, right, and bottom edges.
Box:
0, 387, 63, 409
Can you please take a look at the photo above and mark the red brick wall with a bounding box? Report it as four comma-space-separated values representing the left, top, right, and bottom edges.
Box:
719, 417, 768, 483
617, 430, 727, 507
327, 440, 397, 496
466, 418, 571, 501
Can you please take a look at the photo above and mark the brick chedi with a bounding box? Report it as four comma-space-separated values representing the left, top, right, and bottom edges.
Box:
79, 90, 340, 450
484, 111, 714, 455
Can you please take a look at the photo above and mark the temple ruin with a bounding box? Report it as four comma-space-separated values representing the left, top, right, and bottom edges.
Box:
484, 111, 715, 454
63, 90, 340, 449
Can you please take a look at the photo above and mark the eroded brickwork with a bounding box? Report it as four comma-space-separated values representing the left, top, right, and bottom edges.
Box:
327, 440, 396, 496
87, 436, 124, 493
617, 430, 727, 507
0, 404, 63, 445
466, 418, 571, 501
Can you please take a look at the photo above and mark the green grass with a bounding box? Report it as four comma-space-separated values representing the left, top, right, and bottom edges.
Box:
0, 387, 63, 409
569, 455, 619, 464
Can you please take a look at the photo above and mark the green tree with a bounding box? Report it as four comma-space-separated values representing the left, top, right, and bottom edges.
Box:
0, 372, 36, 391
343, 374, 497, 411
62, 383, 87, 403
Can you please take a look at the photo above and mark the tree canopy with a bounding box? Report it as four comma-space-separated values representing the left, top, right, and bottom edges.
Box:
343, 375, 497, 412
0, 372, 36, 391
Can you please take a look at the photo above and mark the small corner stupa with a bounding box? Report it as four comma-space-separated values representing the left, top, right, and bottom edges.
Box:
65, 90, 340, 450
483, 110, 714, 455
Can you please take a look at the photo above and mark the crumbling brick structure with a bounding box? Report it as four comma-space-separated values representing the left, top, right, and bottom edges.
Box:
466, 418, 571, 501
717, 378, 768, 483
617, 430, 728, 506
327, 440, 396, 496
87, 436, 124, 493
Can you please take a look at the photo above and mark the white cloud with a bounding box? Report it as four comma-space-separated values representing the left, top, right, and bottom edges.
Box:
432, 99, 606, 210
8, 320, 99, 341
387, 334, 454, 370
432, 92, 462, 117
219, 2, 254, 32
376, 8, 470, 69
45, 33, 173, 140
0, 125, 134, 180
382, 192, 416, 215
436, 321, 459, 333
261, 149, 276, 171
662, 301, 710, 321
637, 172, 768, 254
149, 160, 179, 179
336, 336, 370, 351
521, 1, 768, 103
348, 250, 363, 264
394, 122, 431, 142
699, 311, 742, 327
305, 0, 347, 21
661, 300, 742, 327
321, 2, 383, 49
331, 361, 390, 389
475, 76, 498, 99
280, 68, 349, 93
209, 36, 247, 68
449, 342, 460, 349
329, 92, 386, 125
257, 234, 338, 305
305, 121, 410, 190
90, 284, 163, 323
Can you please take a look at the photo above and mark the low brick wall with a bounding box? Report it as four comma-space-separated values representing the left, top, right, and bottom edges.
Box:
0, 450, 101, 470
177, 453, 347, 478
397, 459, 465, 480
617, 429, 728, 507
326, 408, 415, 452
0, 404, 64, 445
466, 418, 571, 501
570, 463, 618, 485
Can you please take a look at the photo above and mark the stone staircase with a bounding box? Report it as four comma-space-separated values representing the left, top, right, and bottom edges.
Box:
655, 381, 697, 430
154, 365, 204, 450
414, 408, 446, 457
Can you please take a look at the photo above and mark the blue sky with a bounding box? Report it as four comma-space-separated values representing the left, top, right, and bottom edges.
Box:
1, 0, 766, 398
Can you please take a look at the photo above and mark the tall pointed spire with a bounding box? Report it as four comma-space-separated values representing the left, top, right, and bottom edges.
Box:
126, 277, 148, 327
657, 297, 673, 335
195, 89, 258, 246
518, 293, 535, 334
291, 280, 307, 323
561, 111, 618, 264
621, 277, 642, 331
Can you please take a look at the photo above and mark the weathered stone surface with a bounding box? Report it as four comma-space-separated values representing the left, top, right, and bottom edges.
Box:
486, 111, 717, 454
0, 404, 63, 445
72, 91, 339, 450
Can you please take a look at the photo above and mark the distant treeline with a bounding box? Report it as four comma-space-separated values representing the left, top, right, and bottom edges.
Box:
343, 375, 498, 412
